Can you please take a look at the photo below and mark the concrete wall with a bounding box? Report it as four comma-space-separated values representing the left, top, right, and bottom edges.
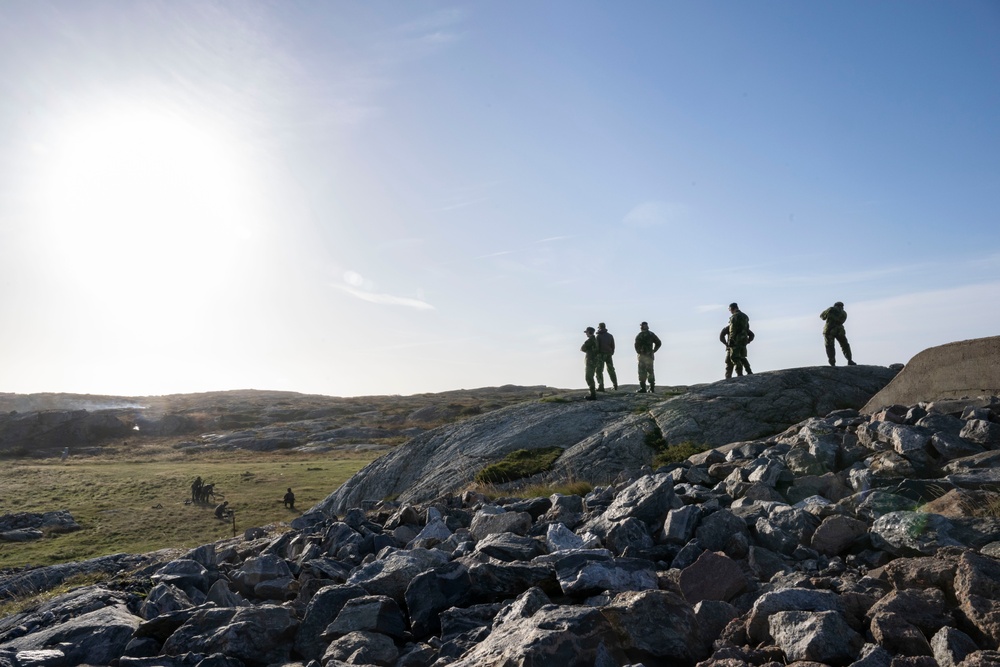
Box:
862, 336, 1000, 413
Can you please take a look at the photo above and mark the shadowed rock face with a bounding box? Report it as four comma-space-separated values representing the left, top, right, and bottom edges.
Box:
318, 365, 898, 513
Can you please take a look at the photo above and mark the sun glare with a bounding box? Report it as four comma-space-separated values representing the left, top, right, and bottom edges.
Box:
29, 101, 257, 300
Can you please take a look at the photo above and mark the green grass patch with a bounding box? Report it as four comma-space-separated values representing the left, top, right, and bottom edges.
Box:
0, 449, 375, 569
474, 447, 563, 485
0, 572, 108, 617
652, 441, 711, 467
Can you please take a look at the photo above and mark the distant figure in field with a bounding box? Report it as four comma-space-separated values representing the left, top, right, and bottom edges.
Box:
215, 500, 230, 519
821, 301, 856, 366
581, 326, 600, 401
720, 325, 755, 379
633, 321, 662, 393
727, 303, 753, 377
191, 476, 203, 504
200, 483, 215, 504
61, 447, 69, 463
284, 488, 295, 509
595, 322, 618, 392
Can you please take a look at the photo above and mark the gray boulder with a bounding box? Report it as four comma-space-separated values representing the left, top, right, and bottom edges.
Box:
161, 605, 297, 665
769, 609, 864, 663
450, 603, 627, 667
1, 603, 141, 666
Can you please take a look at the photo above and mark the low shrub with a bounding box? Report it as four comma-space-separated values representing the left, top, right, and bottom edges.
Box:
474, 447, 563, 485
653, 441, 711, 467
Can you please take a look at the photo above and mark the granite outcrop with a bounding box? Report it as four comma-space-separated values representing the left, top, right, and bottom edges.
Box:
4, 386, 1000, 666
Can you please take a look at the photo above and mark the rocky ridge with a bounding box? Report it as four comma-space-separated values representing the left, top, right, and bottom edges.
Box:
320, 365, 898, 513
4, 387, 1000, 666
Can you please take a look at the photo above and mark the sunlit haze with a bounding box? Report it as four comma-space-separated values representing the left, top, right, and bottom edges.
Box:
2, 2, 999, 398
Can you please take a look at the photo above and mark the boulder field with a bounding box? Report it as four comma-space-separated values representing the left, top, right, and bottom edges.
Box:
3, 383, 1000, 664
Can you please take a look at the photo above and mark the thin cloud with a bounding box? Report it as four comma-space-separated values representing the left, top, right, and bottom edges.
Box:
622, 201, 688, 228
337, 285, 435, 310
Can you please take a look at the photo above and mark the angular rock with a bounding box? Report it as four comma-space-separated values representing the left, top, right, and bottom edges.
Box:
874, 511, 967, 555
469, 510, 532, 541
769, 610, 864, 664
602, 589, 703, 664
161, 605, 297, 666
346, 548, 449, 603
322, 630, 398, 666
553, 552, 658, 597
746, 588, 846, 644
294, 583, 368, 661
811, 515, 869, 556
678, 550, 748, 604
449, 603, 627, 667
404, 561, 473, 638
323, 595, 407, 641
931, 626, 980, 667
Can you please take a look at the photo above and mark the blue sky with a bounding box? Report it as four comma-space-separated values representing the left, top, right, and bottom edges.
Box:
1, 1, 998, 397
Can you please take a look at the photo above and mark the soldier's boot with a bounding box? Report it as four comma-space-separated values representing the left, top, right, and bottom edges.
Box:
843, 343, 856, 365
736, 368, 743, 377
744, 362, 753, 375
649, 384, 655, 393
597, 385, 605, 392
637, 384, 647, 394
610, 370, 618, 391
725, 370, 732, 379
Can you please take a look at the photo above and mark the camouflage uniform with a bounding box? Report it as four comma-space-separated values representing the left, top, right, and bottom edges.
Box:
581, 329, 600, 399
727, 305, 752, 376
820, 302, 855, 366
721, 326, 755, 378
634, 324, 662, 392
595, 324, 618, 391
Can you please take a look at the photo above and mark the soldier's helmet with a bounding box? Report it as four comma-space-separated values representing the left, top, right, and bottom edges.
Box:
835, 301, 844, 307
584, 326, 595, 334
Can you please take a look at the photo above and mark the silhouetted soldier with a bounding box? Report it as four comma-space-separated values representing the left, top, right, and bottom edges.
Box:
821, 301, 856, 366
191, 476, 203, 504
634, 322, 662, 393
284, 488, 295, 509
720, 325, 755, 379
595, 322, 618, 392
727, 303, 753, 377
215, 500, 230, 519
581, 326, 600, 400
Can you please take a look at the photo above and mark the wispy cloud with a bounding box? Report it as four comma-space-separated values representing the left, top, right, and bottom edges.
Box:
700, 260, 920, 288
337, 285, 435, 310
622, 200, 689, 228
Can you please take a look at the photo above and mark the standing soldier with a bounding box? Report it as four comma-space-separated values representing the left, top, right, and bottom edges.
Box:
595, 322, 618, 392
720, 325, 755, 379
581, 327, 600, 400
634, 321, 662, 393
820, 301, 856, 366
191, 476, 203, 504
727, 303, 753, 377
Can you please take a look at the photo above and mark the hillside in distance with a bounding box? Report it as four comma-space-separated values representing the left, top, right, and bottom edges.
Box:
0, 386, 565, 457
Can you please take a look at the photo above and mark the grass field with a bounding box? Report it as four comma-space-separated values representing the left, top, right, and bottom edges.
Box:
0, 443, 375, 570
